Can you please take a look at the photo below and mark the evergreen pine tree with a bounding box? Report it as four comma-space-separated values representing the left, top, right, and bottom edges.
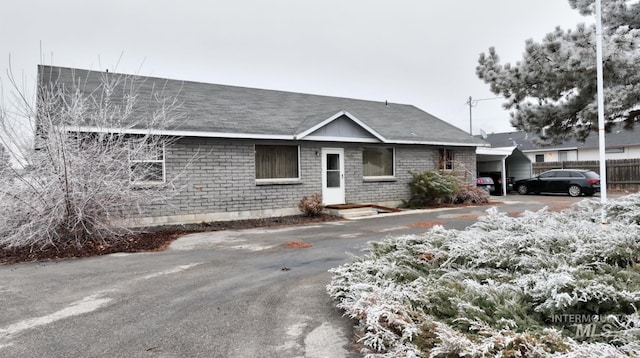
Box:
477, 0, 640, 143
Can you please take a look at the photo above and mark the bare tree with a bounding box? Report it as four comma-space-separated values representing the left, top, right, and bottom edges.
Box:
0, 66, 187, 250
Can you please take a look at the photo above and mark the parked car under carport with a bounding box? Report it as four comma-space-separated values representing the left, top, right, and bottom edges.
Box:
479, 171, 514, 195
476, 177, 495, 194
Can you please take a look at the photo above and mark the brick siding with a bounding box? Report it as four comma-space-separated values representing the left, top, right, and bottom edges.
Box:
127, 138, 477, 225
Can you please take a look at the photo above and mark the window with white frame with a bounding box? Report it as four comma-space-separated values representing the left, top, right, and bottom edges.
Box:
129, 140, 165, 184
363, 147, 394, 177
558, 150, 577, 161
255, 145, 300, 180
558, 151, 568, 162
605, 147, 625, 154
438, 148, 454, 170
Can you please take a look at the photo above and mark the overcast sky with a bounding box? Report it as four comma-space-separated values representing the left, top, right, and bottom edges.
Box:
1, 0, 589, 135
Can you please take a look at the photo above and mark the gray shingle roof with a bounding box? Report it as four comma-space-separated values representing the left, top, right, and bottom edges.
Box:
39, 65, 486, 147
481, 124, 640, 151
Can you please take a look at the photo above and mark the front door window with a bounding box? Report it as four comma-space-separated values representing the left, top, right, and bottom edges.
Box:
326, 154, 340, 188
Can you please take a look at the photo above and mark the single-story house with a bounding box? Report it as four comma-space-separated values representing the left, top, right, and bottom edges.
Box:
482, 124, 640, 163
39, 65, 488, 226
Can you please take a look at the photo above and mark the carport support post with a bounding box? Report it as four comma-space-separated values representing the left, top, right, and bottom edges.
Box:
502, 157, 507, 196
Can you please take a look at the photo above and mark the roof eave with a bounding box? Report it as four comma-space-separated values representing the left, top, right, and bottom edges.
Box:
391, 139, 489, 147
57, 125, 295, 141
58, 125, 487, 147
521, 147, 579, 153
300, 135, 381, 143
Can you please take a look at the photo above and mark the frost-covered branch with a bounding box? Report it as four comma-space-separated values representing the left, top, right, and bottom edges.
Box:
0, 65, 189, 250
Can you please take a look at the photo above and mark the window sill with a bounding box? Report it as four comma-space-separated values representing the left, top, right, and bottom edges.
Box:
363, 176, 397, 182
130, 181, 167, 189
255, 179, 302, 186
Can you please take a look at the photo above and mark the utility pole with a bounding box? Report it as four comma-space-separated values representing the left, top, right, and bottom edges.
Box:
467, 96, 473, 135
595, 0, 608, 223
466, 96, 503, 136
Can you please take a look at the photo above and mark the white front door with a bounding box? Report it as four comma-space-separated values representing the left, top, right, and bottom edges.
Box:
321, 148, 345, 205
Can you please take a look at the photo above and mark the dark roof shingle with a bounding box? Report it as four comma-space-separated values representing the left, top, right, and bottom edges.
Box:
481, 124, 640, 151
39, 65, 486, 146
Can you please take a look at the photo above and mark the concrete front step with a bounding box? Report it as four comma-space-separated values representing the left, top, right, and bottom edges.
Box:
325, 207, 377, 219
324, 204, 401, 219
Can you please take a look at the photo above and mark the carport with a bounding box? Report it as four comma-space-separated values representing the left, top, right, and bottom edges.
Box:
476, 146, 532, 195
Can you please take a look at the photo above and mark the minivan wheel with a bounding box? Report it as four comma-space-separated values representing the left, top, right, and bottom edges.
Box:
517, 184, 529, 195
568, 184, 582, 197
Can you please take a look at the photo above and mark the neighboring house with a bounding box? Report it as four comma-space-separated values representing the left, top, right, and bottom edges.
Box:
483, 124, 640, 163
39, 65, 487, 226
483, 125, 640, 191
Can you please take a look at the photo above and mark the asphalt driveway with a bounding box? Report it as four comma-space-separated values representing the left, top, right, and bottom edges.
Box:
0, 193, 610, 357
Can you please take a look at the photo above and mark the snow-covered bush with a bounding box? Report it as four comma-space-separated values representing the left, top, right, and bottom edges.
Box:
577, 192, 640, 226
403, 171, 460, 208
298, 193, 324, 217
328, 194, 640, 357
454, 184, 490, 205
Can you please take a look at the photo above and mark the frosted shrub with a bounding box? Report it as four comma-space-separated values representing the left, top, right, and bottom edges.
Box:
403, 171, 459, 208
577, 192, 640, 225
328, 194, 640, 356
453, 184, 490, 204
298, 193, 324, 217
